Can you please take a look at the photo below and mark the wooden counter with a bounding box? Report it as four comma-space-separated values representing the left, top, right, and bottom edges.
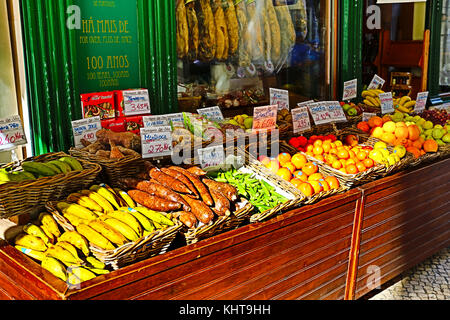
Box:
0, 158, 448, 300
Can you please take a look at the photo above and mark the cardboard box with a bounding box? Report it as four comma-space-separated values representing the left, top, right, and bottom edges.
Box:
81, 91, 116, 120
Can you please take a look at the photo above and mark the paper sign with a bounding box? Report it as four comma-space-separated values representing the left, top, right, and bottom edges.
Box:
308, 102, 332, 125
327, 101, 348, 123
297, 100, 314, 108
0, 115, 27, 151
140, 126, 173, 159
143, 115, 170, 128
270, 88, 290, 111
343, 79, 358, 101
415, 92, 429, 113
379, 92, 395, 114
123, 89, 151, 116
362, 113, 377, 122
252, 105, 278, 131
368, 74, 385, 90
198, 145, 225, 169
71, 116, 101, 148
166, 113, 185, 128
291, 107, 311, 134
197, 106, 224, 122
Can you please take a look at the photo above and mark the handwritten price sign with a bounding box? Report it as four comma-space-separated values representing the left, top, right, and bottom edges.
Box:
0, 115, 27, 151
123, 89, 151, 116
198, 145, 225, 169
140, 126, 173, 159
379, 92, 395, 114
197, 106, 224, 122
327, 101, 348, 123
291, 107, 311, 134
71, 116, 101, 148
415, 92, 429, 113
270, 88, 290, 111
308, 103, 332, 125
368, 74, 385, 90
343, 79, 357, 101
252, 105, 278, 131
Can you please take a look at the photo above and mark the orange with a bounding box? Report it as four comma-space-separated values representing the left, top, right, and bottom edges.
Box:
346, 158, 356, 166
277, 153, 292, 166
339, 159, 347, 167
290, 178, 304, 190
319, 179, 331, 192
302, 162, 319, 176
363, 158, 374, 168
325, 176, 340, 189
277, 167, 292, 181
309, 181, 324, 194
368, 116, 383, 128
268, 159, 280, 174
313, 146, 324, 156
356, 151, 367, 161
348, 150, 356, 160
308, 173, 324, 181
313, 139, 323, 147
339, 168, 348, 174
407, 125, 421, 141
315, 155, 325, 162
356, 162, 367, 173
306, 145, 314, 152
291, 153, 308, 170
306, 151, 315, 158
346, 164, 358, 174
283, 162, 296, 173
329, 148, 338, 156
258, 155, 271, 166
293, 170, 308, 182
323, 142, 332, 153
381, 132, 396, 145
299, 182, 315, 197
406, 147, 421, 159
394, 127, 409, 140
335, 140, 343, 147
423, 140, 438, 153
332, 160, 342, 170
337, 149, 349, 159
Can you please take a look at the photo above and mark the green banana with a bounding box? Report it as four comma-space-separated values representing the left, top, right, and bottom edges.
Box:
135, 207, 175, 226
42, 257, 68, 282
59, 157, 83, 171
22, 162, 56, 177
124, 208, 155, 232
48, 160, 72, 174
44, 162, 62, 174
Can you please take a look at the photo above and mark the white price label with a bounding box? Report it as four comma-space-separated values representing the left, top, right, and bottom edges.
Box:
343, 79, 358, 101
0, 115, 27, 151
415, 92, 429, 113
140, 126, 173, 159
197, 106, 224, 122
270, 88, 290, 111
368, 74, 385, 90
143, 115, 170, 128
379, 92, 395, 114
327, 101, 348, 123
198, 145, 225, 169
166, 113, 185, 128
308, 102, 332, 125
253, 105, 278, 131
297, 100, 314, 108
71, 116, 101, 148
123, 89, 151, 116
362, 113, 377, 122
291, 107, 311, 134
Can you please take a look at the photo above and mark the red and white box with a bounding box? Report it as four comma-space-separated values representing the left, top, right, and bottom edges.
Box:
81, 91, 116, 120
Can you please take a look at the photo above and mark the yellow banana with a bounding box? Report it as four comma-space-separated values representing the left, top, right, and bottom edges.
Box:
372, 89, 385, 95
88, 220, 128, 247
85, 267, 110, 275
63, 204, 98, 221
40, 223, 56, 245
90, 185, 121, 209
86, 256, 106, 269
102, 217, 140, 242
63, 210, 89, 228
135, 207, 175, 226
362, 90, 378, 98
23, 223, 50, 245
366, 96, 380, 107
42, 257, 68, 282
115, 189, 136, 208
56, 202, 71, 211
56, 241, 83, 262
67, 193, 103, 212
14, 234, 48, 252
105, 211, 143, 236
59, 231, 90, 256
397, 105, 412, 114
46, 244, 84, 266
399, 95, 412, 106
80, 190, 114, 213
124, 208, 155, 232
67, 266, 96, 285
38, 212, 61, 238
363, 99, 375, 107
76, 223, 115, 251
15, 245, 47, 261
403, 100, 416, 109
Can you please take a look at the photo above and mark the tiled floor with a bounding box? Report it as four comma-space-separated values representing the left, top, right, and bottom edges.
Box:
365, 247, 450, 300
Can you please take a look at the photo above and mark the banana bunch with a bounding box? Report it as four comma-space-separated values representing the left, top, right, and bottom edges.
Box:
394, 95, 416, 114
362, 89, 385, 107
0, 156, 83, 185
14, 214, 109, 285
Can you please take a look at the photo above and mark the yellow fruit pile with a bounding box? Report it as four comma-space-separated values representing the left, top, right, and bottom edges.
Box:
362, 89, 385, 107
394, 96, 416, 113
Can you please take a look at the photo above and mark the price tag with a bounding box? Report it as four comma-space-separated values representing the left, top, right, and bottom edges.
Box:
166, 113, 185, 128
362, 113, 377, 122
367, 74, 385, 90
252, 105, 278, 131
140, 126, 173, 159
308, 102, 331, 125
327, 101, 348, 123
0, 115, 27, 151
198, 145, 225, 169
197, 106, 224, 122
379, 92, 395, 114
291, 107, 311, 134
415, 92, 429, 113
123, 89, 151, 116
297, 100, 314, 108
343, 79, 358, 101
143, 115, 169, 128
71, 116, 101, 148
270, 88, 290, 111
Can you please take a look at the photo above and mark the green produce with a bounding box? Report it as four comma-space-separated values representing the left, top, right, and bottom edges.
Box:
214, 169, 288, 213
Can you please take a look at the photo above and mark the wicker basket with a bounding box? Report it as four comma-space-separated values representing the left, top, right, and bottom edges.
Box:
0, 152, 101, 219
184, 199, 254, 245
69, 148, 145, 188
45, 201, 183, 270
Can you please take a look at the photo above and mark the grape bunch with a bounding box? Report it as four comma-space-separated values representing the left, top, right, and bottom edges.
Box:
419, 109, 450, 126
